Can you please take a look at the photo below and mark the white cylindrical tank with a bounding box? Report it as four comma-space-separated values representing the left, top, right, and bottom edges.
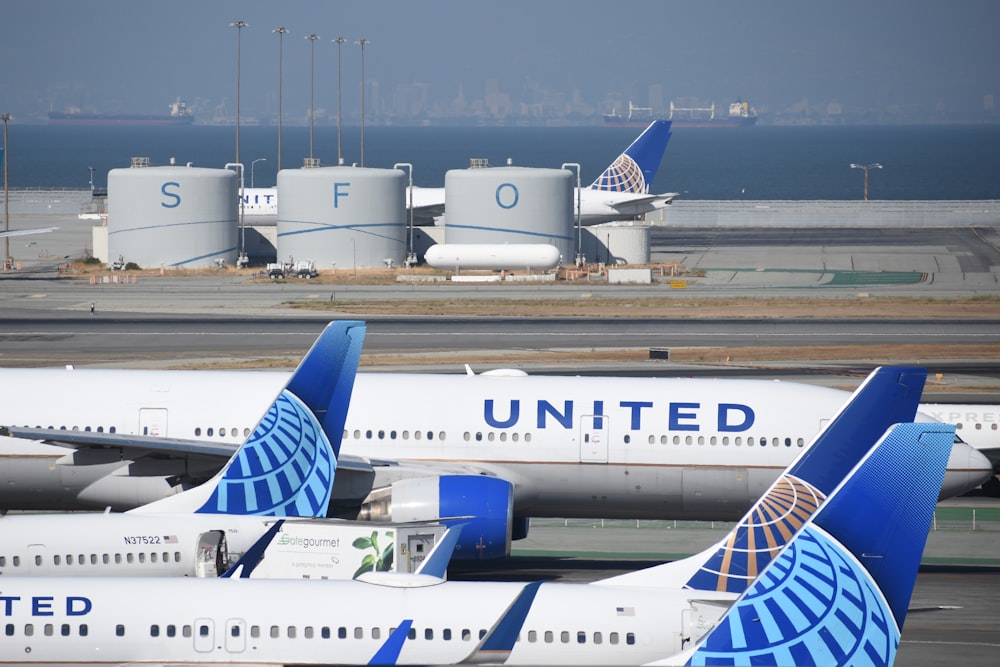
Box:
443, 167, 574, 261
107, 165, 237, 268
277, 167, 407, 270
424, 243, 561, 271
583, 225, 651, 265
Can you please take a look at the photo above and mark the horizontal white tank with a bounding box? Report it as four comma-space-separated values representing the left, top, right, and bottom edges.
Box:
424, 244, 561, 271
108, 165, 237, 269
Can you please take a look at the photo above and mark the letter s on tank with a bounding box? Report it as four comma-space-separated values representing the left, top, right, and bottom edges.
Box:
161, 181, 181, 208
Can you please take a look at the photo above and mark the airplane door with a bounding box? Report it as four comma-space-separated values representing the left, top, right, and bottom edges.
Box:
225, 619, 247, 653
139, 408, 168, 437
193, 618, 215, 653
194, 531, 228, 578
579, 414, 609, 463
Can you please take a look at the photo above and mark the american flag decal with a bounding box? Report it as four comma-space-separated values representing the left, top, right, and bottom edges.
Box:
163, 535, 178, 544
616, 607, 635, 617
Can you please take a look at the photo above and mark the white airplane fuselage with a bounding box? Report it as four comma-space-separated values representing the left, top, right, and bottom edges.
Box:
0, 576, 733, 666
0, 369, 992, 517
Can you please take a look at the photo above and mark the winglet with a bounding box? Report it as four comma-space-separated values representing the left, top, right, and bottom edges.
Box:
678, 422, 954, 667
220, 519, 285, 579
589, 120, 672, 193
130, 321, 365, 517
413, 522, 464, 578
681, 366, 927, 594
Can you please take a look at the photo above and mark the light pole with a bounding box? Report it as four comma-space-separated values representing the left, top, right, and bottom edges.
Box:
356, 38, 370, 167
333, 37, 346, 165
850, 162, 882, 201
273, 26, 287, 172
2, 112, 9, 267
251, 158, 267, 188
305, 33, 319, 162
229, 20, 248, 168
88, 166, 95, 193
562, 163, 582, 265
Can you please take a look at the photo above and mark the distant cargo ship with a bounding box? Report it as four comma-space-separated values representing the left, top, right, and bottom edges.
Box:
604, 100, 757, 128
48, 98, 194, 126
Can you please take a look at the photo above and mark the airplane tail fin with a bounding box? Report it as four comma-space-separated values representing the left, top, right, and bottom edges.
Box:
598, 366, 927, 591
674, 422, 954, 667
130, 321, 365, 517
588, 120, 672, 193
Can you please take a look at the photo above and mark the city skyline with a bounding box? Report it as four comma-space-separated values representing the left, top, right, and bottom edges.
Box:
2, 1, 999, 126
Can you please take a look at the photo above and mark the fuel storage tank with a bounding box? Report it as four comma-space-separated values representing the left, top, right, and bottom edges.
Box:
277, 166, 407, 270
107, 161, 238, 268
442, 166, 574, 262
583, 225, 651, 265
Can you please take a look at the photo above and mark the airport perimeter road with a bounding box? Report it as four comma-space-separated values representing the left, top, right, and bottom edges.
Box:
2, 315, 999, 368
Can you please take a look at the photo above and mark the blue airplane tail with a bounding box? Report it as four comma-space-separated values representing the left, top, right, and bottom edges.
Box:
682, 366, 927, 594
131, 321, 365, 517
681, 421, 954, 667
589, 120, 672, 193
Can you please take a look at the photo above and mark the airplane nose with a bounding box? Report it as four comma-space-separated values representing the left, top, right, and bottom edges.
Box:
940, 441, 995, 499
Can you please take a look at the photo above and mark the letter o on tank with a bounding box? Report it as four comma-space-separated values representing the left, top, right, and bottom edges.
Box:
495, 183, 519, 209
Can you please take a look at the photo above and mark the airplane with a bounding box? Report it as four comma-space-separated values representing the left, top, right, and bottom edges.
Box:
0, 366, 956, 666
409, 119, 678, 227
0, 364, 992, 562
0, 319, 371, 578
922, 402, 1000, 470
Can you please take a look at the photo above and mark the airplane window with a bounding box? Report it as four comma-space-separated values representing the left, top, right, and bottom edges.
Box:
199, 625, 210, 638
305, 626, 314, 639
150, 553, 158, 563
78, 553, 85, 564
338, 627, 347, 639
270, 625, 280, 639
183, 626, 192, 638
685, 436, 692, 446
371, 628, 380, 640
378, 430, 385, 440
390, 430, 397, 440
798, 438, 805, 447
425, 628, 434, 640
500, 432, 507, 442
164, 552, 170, 562
167, 625, 176, 637
976, 423, 983, 430
760, 437, 767, 447
443, 628, 452, 640
512, 433, 519, 442
85, 426, 91, 432
594, 632, 603, 644
34, 555, 41, 566
609, 632, 619, 644
463, 432, 471, 442
150, 625, 160, 637
623, 434, 631, 444
479, 629, 487, 640
138, 553, 146, 563
414, 431, 422, 441
11, 556, 19, 567
544, 630, 553, 643
126, 554, 134, 564
61, 624, 71, 637
195, 427, 202, 436
4, 623, 12, 637
710, 436, 717, 446
207, 428, 214, 437
72, 426, 79, 431
109, 426, 116, 434
365, 430, 373, 439
79, 624, 88, 637
487, 433, 495, 442
523, 433, 530, 443
231, 626, 241, 638
408, 628, 417, 640
0, 557, 5, 567
251, 626, 261, 638
527, 630, 537, 642
24, 624, 33, 637
97, 426, 104, 433
648, 435, 655, 445
352, 430, 360, 440
772, 438, 779, 447
698, 436, 705, 445
320, 627, 330, 639
66, 554, 74, 565
218, 427, 225, 437
577, 631, 587, 644
438, 431, 445, 441
785, 438, 792, 447
44, 624, 54, 637
53, 555, 60, 566
673, 436, 680, 445
230, 428, 237, 437
90, 554, 97, 564
403, 431, 409, 440
626, 632, 636, 645
735, 437, 742, 446
354, 627, 364, 639
462, 629, 471, 641
475, 432, 483, 442
561, 631, 570, 643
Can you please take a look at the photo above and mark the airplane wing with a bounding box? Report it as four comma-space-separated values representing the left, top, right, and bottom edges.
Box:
601, 192, 677, 211
408, 186, 446, 225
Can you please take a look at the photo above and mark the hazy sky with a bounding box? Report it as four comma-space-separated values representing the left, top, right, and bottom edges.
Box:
3, 1, 999, 121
